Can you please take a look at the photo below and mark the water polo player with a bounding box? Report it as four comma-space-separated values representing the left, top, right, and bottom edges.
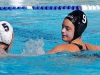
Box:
0, 21, 13, 54
47, 10, 100, 54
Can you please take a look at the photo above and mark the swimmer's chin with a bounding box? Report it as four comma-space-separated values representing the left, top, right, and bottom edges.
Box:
62, 38, 70, 42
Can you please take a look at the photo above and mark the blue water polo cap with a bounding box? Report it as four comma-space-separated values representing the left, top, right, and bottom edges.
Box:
65, 10, 87, 40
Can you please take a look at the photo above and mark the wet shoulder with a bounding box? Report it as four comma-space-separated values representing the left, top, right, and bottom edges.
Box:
85, 43, 96, 50
47, 44, 80, 54
85, 43, 100, 50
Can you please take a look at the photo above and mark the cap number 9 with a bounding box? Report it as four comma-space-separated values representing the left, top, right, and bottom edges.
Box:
82, 14, 86, 24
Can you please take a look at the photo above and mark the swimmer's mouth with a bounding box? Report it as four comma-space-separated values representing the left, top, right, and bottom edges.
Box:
62, 35, 66, 37
62, 34, 68, 38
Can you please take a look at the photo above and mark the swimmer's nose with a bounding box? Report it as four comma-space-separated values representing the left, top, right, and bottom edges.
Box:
62, 27, 66, 33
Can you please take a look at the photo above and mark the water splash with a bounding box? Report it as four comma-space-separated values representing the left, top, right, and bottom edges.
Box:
21, 38, 45, 56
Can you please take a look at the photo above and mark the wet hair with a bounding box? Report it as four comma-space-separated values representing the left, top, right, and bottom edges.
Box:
65, 10, 87, 40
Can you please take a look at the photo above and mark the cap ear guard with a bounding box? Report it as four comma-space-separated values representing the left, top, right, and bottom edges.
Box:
0, 21, 13, 45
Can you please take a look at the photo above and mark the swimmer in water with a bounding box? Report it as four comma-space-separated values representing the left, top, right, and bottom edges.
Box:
47, 10, 100, 54
0, 21, 13, 55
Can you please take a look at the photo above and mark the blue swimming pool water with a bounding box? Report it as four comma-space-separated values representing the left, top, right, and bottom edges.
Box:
0, 0, 100, 75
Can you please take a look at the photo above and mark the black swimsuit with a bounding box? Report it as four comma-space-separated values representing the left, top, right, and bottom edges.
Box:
73, 43, 88, 51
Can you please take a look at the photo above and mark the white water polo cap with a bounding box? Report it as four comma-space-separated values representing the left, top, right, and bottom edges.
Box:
0, 21, 13, 45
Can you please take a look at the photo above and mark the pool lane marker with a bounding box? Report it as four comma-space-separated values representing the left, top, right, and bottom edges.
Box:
0, 5, 100, 10
0, 6, 82, 10
81, 5, 100, 10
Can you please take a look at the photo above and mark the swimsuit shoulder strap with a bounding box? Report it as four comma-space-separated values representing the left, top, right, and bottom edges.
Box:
72, 43, 89, 51
85, 44, 89, 50
72, 43, 83, 50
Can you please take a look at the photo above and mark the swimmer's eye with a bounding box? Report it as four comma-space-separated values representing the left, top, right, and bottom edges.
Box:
62, 24, 71, 31
65, 26, 71, 31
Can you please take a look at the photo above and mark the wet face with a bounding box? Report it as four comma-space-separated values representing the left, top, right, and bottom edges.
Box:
62, 19, 75, 42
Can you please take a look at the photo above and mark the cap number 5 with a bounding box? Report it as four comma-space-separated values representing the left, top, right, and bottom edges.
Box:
2, 23, 9, 32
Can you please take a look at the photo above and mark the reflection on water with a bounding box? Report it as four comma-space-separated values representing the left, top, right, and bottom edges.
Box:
0, 0, 100, 6
10, 0, 24, 6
